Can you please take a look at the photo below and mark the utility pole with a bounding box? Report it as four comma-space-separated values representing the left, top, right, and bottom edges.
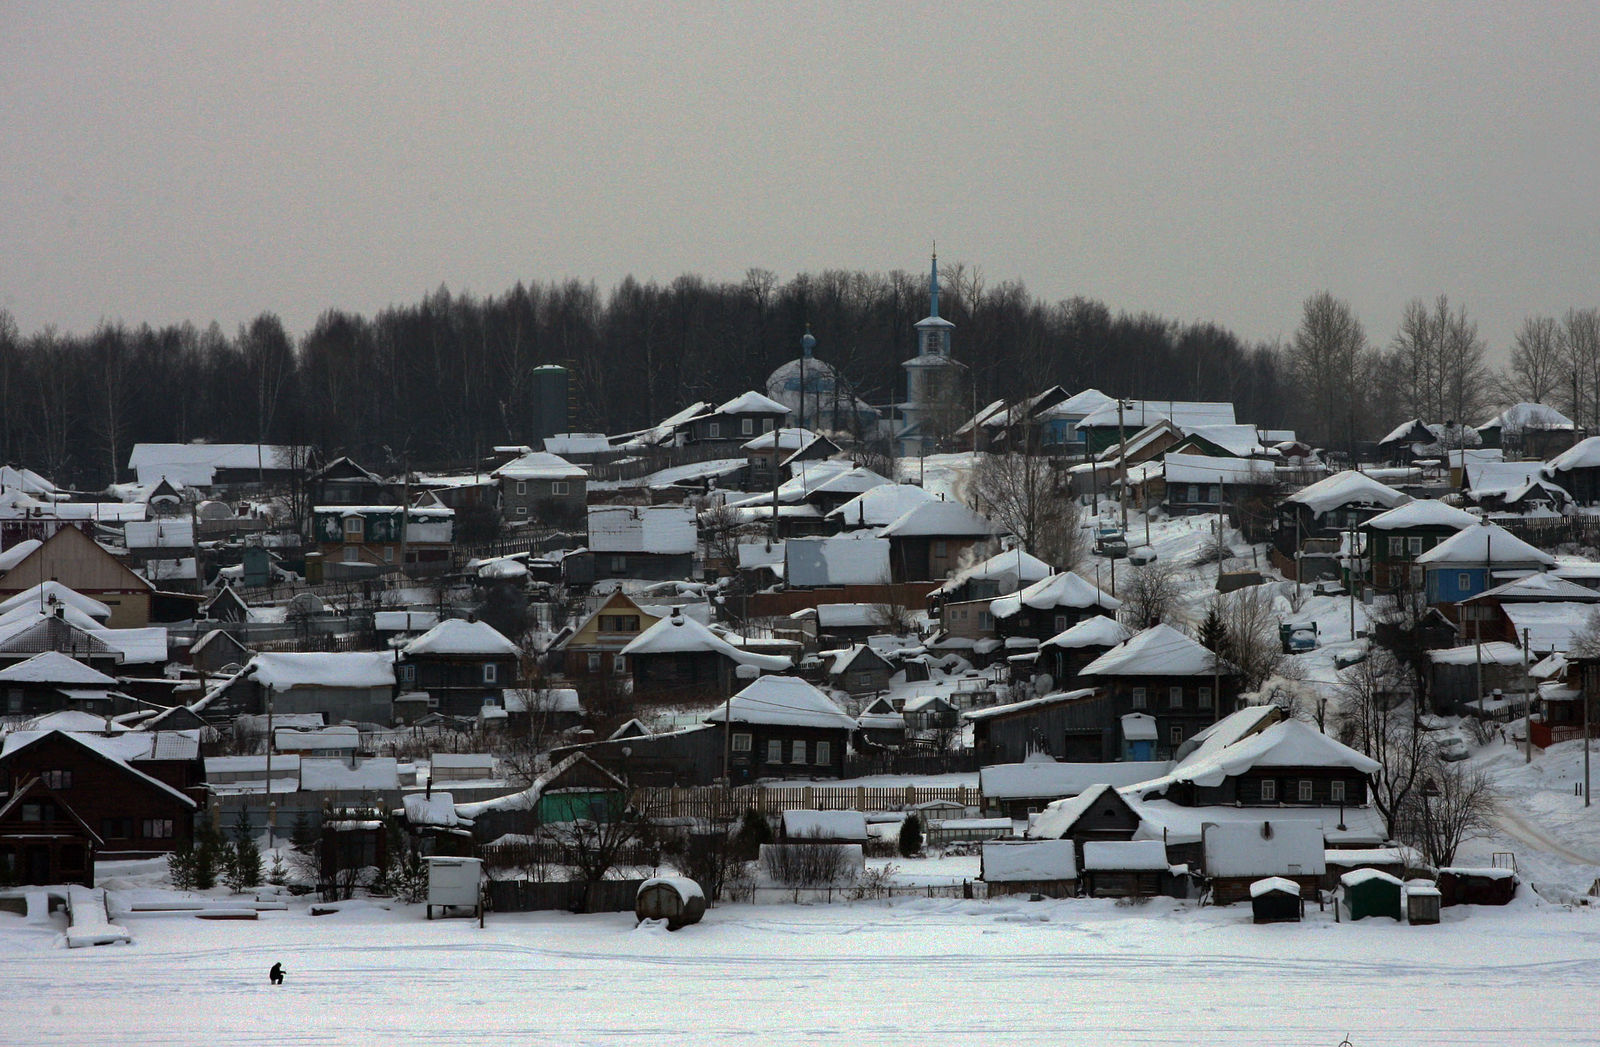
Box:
1522, 627, 1532, 764
1475, 621, 1484, 717
1586, 670, 1593, 808
264, 682, 276, 849
1116, 399, 1129, 537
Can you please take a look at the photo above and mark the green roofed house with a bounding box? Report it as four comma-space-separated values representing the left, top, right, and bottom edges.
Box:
1361, 499, 1480, 591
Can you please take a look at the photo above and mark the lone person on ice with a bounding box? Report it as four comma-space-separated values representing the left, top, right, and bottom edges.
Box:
270, 962, 285, 985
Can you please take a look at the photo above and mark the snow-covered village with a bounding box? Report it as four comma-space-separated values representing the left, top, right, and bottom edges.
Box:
8, 8, 1600, 1046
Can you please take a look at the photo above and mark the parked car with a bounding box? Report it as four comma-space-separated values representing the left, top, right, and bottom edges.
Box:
1279, 621, 1320, 654
1095, 529, 1128, 559
1435, 736, 1470, 762
1128, 547, 1158, 566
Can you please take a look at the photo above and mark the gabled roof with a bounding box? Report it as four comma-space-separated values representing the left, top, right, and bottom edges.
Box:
1465, 571, 1600, 603
704, 675, 856, 730
879, 500, 998, 539
1379, 418, 1433, 446
991, 572, 1119, 618
453, 752, 626, 818
1362, 499, 1479, 531
403, 617, 520, 658
620, 612, 792, 670
1134, 716, 1378, 797
0, 650, 117, 686
827, 484, 937, 528
0, 776, 105, 845
1080, 623, 1224, 677
0, 730, 197, 809
1546, 436, 1600, 474
1036, 387, 1114, 420
741, 427, 821, 453
0, 582, 113, 622
784, 536, 890, 587
244, 651, 396, 690
932, 547, 1054, 597
587, 504, 696, 555
828, 643, 892, 676
1041, 615, 1131, 651
1161, 452, 1275, 487
1077, 400, 1236, 430
1477, 402, 1575, 433
1284, 471, 1410, 516
1464, 461, 1549, 499
1026, 782, 1129, 841
1414, 521, 1555, 567
1180, 424, 1268, 458
492, 450, 586, 481
715, 390, 790, 416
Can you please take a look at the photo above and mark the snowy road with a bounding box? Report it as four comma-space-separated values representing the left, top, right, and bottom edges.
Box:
8, 895, 1600, 1046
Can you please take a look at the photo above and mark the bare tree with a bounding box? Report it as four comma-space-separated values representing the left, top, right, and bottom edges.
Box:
1209, 586, 1287, 691
1288, 292, 1369, 454
759, 830, 855, 901
968, 452, 1085, 568
1402, 758, 1498, 867
1118, 559, 1184, 630
1392, 294, 1491, 424
1336, 650, 1428, 839
1560, 308, 1600, 432
539, 788, 661, 902
1503, 315, 1564, 406
870, 602, 917, 635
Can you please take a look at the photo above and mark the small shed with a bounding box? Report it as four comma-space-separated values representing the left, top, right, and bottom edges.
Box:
1406, 880, 1441, 925
1323, 846, 1410, 890
1437, 866, 1517, 906
981, 839, 1079, 898
909, 799, 971, 826
1341, 868, 1404, 921
424, 856, 483, 920
781, 809, 870, 845
1250, 876, 1304, 924
1081, 840, 1170, 898
635, 876, 707, 930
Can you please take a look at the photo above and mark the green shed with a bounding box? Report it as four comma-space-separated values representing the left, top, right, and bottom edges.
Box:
1341, 868, 1404, 921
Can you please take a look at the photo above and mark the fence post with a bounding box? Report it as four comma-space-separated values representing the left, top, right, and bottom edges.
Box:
803, 785, 813, 809
856, 786, 866, 810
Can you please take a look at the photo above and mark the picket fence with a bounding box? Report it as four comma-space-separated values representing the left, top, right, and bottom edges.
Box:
640, 784, 983, 822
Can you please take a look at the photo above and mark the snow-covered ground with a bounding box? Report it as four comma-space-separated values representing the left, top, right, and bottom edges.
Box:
7, 887, 1600, 1045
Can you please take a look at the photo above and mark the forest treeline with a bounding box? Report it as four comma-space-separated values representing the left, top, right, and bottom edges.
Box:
0, 266, 1292, 489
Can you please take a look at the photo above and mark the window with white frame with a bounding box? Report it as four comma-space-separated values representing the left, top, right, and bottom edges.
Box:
1298, 779, 1314, 802
516, 506, 528, 515
767, 739, 783, 763
1408, 536, 1424, 556
1389, 537, 1404, 557
1169, 725, 1183, 745
815, 741, 831, 765
741, 418, 754, 435
142, 819, 174, 839
1330, 780, 1346, 803
708, 422, 721, 438
732, 733, 752, 753
483, 664, 497, 684
587, 653, 602, 673
1198, 686, 1213, 709
1457, 572, 1472, 591
791, 740, 807, 764
1169, 686, 1183, 708
343, 516, 364, 540
551, 481, 569, 495
516, 480, 527, 495
1055, 615, 1068, 632
1260, 779, 1277, 802
1131, 686, 1147, 709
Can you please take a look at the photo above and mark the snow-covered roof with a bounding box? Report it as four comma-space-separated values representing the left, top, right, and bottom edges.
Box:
741, 427, 822, 453
1414, 521, 1555, 567
1184, 425, 1268, 457
493, 450, 586, 481
1077, 399, 1236, 430
0, 651, 117, 686
715, 390, 790, 416
1135, 718, 1379, 795
0, 465, 62, 499
1468, 572, 1599, 603
374, 610, 441, 633
978, 756, 1167, 800
1041, 616, 1131, 651
782, 809, 868, 840
1494, 603, 1592, 654
588, 505, 696, 555
1161, 451, 1275, 486
403, 792, 464, 828
785, 536, 891, 587
300, 756, 400, 793
1082, 839, 1169, 871
1121, 711, 1157, 741
0, 582, 112, 621
1547, 436, 1600, 473
1464, 461, 1550, 499
1250, 876, 1303, 898
807, 466, 893, 498
1477, 402, 1575, 433
827, 484, 938, 528
454, 752, 626, 818
1203, 820, 1327, 878
1340, 867, 1403, 888
244, 651, 396, 690
981, 839, 1077, 881
990, 572, 1118, 619
1, 730, 197, 808
931, 548, 1053, 597
879, 499, 998, 539
0, 539, 42, 573
827, 644, 887, 675
621, 612, 791, 670
1379, 418, 1431, 446
1427, 641, 1527, 666
124, 518, 195, 550
127, 443, 302, 486
542, 433, 612, 456
814, 603, 882, 628
402, 618, 520, 658
1080, 623, 1222, 677
1284, 471, 1411, 515
1026, 782, 1127, 839
1362, 500, 1480, 531
1035, 387, 1114, 420
705, 674, 856, 730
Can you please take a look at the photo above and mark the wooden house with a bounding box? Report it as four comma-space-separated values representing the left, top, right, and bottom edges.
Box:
1475, 402, 1578, 459
551, 591, 661, 681
1025, 781, 1148, 883
1075, 400, 1236, 457
855, 696, 906, 748
878, 500, 998, 583
578, 505, 696, 583
0, 652, 124, 718
902, 693, 959, 733
0, 729, 201, 872
547, 723, 727, 788
978, 758, 1166, 819
1361, 499, 1479, 591
990, 571, 1119, 645
1160, 452, 1275, 521
492, 450, 587, 530
827, 644, 893, 696
310, 505, 454, 576
1078, 624, 1240, 759
0, 524, 155, 628
1414, 520, 1555, 618
1036, 616, 1130, 692
309, 456, 397, 507
1456, 572, 1600, 648
742, 428, 840, 490
1376, 419, 1437, 465
966, 688, 1118, 765
208, 651, 396, 724
620, 611, 790, 704
187, 628, 253, 676
1272, 471, 1410, 581
704, 676, 856, 783
1080, 839, 1172, 898
1436, 866, 1517, 906
1545, 437, 1600, 505
398, 618, 522, 718
670, 391, 790, 449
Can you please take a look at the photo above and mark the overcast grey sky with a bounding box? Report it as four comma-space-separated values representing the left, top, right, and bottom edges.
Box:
2, 2, 1595, 358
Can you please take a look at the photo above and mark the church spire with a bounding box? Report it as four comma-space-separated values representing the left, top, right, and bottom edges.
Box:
929, 247, 940, 319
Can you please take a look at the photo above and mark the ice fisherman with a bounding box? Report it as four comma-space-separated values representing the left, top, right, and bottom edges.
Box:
269, 962, 285, 985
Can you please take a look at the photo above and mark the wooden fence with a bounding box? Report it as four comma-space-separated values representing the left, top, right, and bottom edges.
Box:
485, 878, 645, 914
640, 783, 983, 822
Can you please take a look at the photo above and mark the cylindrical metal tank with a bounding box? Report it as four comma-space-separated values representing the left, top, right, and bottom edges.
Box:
531, 364, 569, 441
635, 877, 706, 930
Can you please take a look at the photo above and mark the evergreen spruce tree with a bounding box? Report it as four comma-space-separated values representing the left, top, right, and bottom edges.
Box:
733, 808, 773, 860
898, 813, 924, 857
193, 820, 226, 890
